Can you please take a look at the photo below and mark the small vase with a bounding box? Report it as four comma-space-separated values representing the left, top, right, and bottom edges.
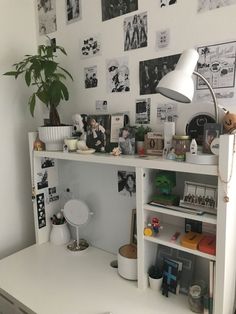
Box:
136, 141, 145, 155
50, 222, 71, 245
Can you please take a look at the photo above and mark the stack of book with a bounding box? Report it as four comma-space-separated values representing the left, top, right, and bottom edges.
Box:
162, 257, 182, 295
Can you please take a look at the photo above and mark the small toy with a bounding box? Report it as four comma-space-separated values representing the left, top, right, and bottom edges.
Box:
171, 231, 180, 242
111, 147, 122, 156
151, 217, 161, 234
180, 231, 204, 250
222, 110, 236, 134
71, 113, 88, 139
198, 234, 216, 255
144, 224, 153, 237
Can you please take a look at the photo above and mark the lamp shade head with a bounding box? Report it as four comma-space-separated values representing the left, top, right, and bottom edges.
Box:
156, 49, 199, 103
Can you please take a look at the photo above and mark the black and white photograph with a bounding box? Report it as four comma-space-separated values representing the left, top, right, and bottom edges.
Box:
66, 0, 81, 24
198, 0, 236, 12
37, 0, 57, 35
118, 171, 136, 197
118, 127, 135, 155
36, 193, 46, 229
139, 53, 181, 95
156, 29, 170, 49
157, 103, 178, 123
86, 115, 110, 152
41, 157, 55, 169
80, 34, 101, 58
135, 98, 150, 124
95, 100, 108, 112
48, 186, 59, 202
106, 57, 130, 92
37, 170, 48, 190
124, 12, 147, 51
160, 0, 177, 8
84, 66, 98, 89
101, 0, 138, 21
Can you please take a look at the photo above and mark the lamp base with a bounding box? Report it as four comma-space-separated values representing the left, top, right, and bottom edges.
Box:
186, 152, 218, 165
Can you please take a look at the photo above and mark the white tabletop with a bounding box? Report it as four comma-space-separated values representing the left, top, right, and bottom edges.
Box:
0, 243, 192, 314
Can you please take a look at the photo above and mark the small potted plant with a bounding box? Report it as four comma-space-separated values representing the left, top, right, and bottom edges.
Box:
148, 265, 163, 291
4, 41, 73, 150
135, 125, 152, 154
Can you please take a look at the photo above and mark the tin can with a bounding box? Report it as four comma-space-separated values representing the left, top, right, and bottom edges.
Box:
173, 135, 190, 161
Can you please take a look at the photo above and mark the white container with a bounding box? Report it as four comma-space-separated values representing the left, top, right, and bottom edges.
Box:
149, 276, 163, 291
38, 126, 72, 151
118, 244, 137, 281
50, 222, 71, 245
64, 137, 78, 151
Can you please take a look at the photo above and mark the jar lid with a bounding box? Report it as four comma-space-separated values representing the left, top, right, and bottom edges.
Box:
189, 285, 202, 298
173, 135, 191, 140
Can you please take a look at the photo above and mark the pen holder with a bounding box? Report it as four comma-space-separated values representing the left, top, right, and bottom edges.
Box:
50, 222, 71, 245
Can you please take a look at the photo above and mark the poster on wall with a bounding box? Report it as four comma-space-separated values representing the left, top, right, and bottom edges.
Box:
66, 0, 81, 24
197, 0, 236, 13
195, 41, 236, 103
84, 66, 98, 88
139, 53, 180, 95
80, 34, 101, 58
95, 100, 108, 112
160, 0, 177, 8
156, 103, 178, 123
106, 56, 130, 92
135, 98, 150, 124
156, 29, 170, 49
37, 0, 57, 35
124, 12, 147, 51
101, 0, 138, 21
118, 171, 136, 197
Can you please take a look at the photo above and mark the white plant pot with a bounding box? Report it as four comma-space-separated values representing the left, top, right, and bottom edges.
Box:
149, 276, 163, 291
38, 126, 72, 151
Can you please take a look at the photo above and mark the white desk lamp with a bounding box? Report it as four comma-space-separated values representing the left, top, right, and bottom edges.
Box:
156, 48, 219, 123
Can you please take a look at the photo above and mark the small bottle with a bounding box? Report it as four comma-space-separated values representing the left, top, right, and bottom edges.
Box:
190, 138, 198, 155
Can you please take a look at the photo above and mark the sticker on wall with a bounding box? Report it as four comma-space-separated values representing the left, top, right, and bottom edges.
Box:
66, 0, 81, 24
36, 193, 46, 229
195, 41, 236, 103
157, 103, 178, 123
37, 0, 57, 35
101, 0, 138, 21
84, 66, 98, 89
95, 100, 108, 112
37, 170, 48, 190
118, 171, 136, 197
48, 186, 59, 203
106, 56, 130, 93
139, 53, 181, 95
41, 157, 55, 169
135, 98, 150, 124
160, 0, 177, 7
124, 12, 147, 51
156, 29, 170, 49
80, 34, 101, 58
197, 0, 236, 13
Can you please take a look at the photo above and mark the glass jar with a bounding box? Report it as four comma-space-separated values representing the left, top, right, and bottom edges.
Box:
188, 280, 207, 313
172, 135, 191, 162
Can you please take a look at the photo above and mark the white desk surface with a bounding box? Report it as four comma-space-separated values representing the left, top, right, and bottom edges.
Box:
0, 243, 192, 314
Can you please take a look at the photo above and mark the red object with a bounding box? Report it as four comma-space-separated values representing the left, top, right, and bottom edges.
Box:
198, 234, 216, 255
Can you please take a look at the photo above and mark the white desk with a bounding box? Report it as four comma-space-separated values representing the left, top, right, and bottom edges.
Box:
0, 243, 192, 314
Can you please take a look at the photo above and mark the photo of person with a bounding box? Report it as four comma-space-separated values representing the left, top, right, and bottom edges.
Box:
80, 34, 101, 58
124, 12, 147, 51
86, 116, 106, 152
101, 0, 138, 21
139, 53, 180, 95
160, 0, 177, 7
106, 57, 130, 92
118, 127, 135, 155
38, 0, 57, 35
66, 0, 81, 24
95, 100, 108, 112
135, 98, 150, 124
198, 0, 236, 13
118, 171, 136, 197
84, 66, 98, 88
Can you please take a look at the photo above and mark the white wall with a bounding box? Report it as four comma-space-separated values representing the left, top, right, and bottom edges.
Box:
0, 0, 37, 259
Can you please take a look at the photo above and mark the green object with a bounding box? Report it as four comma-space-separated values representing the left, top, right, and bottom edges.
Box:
4, 39, 73, 126
134, 125, 152, 141
154, 171, 179, 205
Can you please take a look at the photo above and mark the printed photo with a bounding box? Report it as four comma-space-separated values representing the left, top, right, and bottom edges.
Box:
80, 34, 101, 58
118, 127, 135, 155
118, 170, 136, 197
66, 0, 81, 24
41, 157, 55, 169
156, 29, 170, 49
135, 98, 150, 124
84, 66, 98, 88
198, 0, 236, 13
37, 0, 57, 35
106, 57, 130, 92
160, 0, 177, 8
157, 103, 178, 123
37, 170, 48, 190
139, 53, 180, 95
101, 0, 138, 21
96, 100, 108, 112
124, 12, 147, 51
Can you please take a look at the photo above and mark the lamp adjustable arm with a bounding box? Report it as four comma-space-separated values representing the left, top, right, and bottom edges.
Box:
193, 71, 219, 123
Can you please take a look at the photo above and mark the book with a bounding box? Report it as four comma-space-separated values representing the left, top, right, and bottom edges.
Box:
162, 257, 183, 294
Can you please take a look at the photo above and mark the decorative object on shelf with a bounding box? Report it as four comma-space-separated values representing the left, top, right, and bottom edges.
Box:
118, 126, 136, 155
202, 123, 222, 154
180, 181, 217, 215
152, 171, 179, 206
163, 121, 175, 154
33, 136, 45, 151
172, 135, 191, 162
185, 219, 202, 234
111, 146, 122, 156
144, 132, 164, 156
72, 113, 88, 140
64, 137, 78, 152
198, 234, 216, 255
222, 110, 236, 134
148, 265, 163, 291
144, 217, 163, 237
162, 257, 182, 295
180, 232, 204, 250
134, 125, 152, 155
63, 199, 92, 252
4, 41, 73, 151
190, 138, 198, 155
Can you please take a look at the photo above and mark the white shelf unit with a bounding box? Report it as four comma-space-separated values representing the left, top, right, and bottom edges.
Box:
29, 133, 236, 314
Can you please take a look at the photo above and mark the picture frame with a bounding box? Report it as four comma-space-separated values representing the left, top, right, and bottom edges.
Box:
130, 208, 137, 245
144, 132, 164, 156
202, 123, 222, 154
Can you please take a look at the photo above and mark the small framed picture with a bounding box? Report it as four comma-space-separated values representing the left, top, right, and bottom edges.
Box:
118, 127, 135, 155
202, 123, 222, 154
130, 208, 137, 245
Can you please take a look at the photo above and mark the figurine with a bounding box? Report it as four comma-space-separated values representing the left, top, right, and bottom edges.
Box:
222, 111, 236, 134
111, 147, 122, 156
151, 217, 161, 234
72, 113, 88, 139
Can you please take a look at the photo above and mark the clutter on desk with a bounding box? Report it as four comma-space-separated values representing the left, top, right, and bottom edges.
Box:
49, 210, 71, 245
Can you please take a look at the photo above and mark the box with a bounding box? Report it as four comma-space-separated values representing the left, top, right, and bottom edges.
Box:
144, 132, 164, 156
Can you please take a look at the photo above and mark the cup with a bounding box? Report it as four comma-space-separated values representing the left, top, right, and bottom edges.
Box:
64, 137, 78, 152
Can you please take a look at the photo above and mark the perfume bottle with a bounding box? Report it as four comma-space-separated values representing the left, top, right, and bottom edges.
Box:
190, 138, 198, 155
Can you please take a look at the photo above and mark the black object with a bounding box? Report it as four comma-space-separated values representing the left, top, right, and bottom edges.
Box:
185, 219, 202, 233
186, 114, 215, 145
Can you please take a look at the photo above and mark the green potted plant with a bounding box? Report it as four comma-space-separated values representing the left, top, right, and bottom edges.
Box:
4, 41, 73, 150
135, 125, 152, 154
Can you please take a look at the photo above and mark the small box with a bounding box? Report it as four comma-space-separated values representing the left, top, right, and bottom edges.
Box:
198, 234, 216, 255
144, 132, 164, 156
180, 232, 204, 250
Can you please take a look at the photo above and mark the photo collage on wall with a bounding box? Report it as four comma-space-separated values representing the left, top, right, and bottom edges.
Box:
66, 0, 81, 24
106, 56, 130, 92
80, 34, 102, 58
37, 0, 57, 35
101, 0, 138, 21
135, 98, 150, 124
84, 66, 98, 89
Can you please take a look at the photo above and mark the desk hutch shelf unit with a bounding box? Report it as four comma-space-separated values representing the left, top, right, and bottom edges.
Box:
0, 132, 236, 314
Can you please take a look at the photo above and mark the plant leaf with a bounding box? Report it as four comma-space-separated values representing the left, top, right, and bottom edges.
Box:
29, 93, 36, 117
25, 70, 31, 86
58, 66, 73, 81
